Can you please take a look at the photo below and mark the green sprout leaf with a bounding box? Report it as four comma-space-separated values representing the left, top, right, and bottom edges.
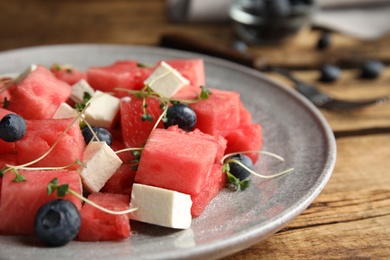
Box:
47, 178, 69, 197
2, 97, 9, 108
225, 171, 252, 191
75, 92, 92, 112
141, 113, 153, 122
12, 170, 26, 183
0, 166, 6, 178
200, 86, 212, 100
47, 178, 58, 195
57, 184, 69, 197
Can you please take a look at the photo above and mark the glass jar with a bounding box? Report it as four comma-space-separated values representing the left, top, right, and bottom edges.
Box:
230, 0, 318, 44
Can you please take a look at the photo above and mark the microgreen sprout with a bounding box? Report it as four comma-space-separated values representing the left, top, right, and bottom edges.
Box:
222, 150, 294, 191
114, 84, 212, 122
75, 92, 92, 113
47, 178, 138, 215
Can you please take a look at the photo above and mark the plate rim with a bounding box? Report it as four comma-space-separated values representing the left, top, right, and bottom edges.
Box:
0, 43, 337, 259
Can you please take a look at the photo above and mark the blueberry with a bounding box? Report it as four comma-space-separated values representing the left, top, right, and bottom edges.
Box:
228, 154, 253, 181
164, 104, 197, 132
34, 199, 81, 247
319, 64, 341, 83
317, 32, 331, 50
231, 40, 248, 53
360, 60, 384, 79
0, 114, 27, 142
82, 126, 112, 146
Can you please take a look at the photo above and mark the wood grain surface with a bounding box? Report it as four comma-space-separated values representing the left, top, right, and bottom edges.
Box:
1, 0, 389, 259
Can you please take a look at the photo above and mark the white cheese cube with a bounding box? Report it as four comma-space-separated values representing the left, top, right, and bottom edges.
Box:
143, 61, 189, 98
71, 79, 95, 103
80, 141, 122, 193
14, 64, 37, 84
84, 90, 120, 128
130, 183, 192, 229
52, 102, 78, 119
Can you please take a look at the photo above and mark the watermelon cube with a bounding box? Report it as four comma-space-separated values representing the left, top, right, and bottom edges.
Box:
190, 88, 241, 137
0, 170, 82, 235
101, 163, 137, 196
77, 192, 131, 241
120, 95, 164, 148
225, 123, 263, 164
135, 128, 219, 196
191, 164, 226, 217
7, 65, 72, 120
86, 60, 154, 97
15, 117, 85, 168
50, 64, 87, 85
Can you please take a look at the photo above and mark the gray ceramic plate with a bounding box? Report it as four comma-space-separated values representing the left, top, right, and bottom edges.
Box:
0, 44, 336, 260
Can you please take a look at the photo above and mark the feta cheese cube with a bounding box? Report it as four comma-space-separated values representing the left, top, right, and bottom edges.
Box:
130, 183, 192, 229
52, 102, 78, 119
84, 90, 120, 128
71, 79, 95, 103
144, 61, 189, 98
80, 141, 122, 193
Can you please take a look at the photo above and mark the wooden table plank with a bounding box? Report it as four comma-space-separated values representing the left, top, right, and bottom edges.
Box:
227, 134, 390, 259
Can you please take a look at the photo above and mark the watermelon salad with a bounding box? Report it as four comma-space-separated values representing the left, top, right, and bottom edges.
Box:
0, 58, 291, 246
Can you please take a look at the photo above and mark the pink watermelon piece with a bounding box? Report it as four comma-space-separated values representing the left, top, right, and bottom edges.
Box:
120, 95, 164, 148
101, 163, 136, 196
15, 118, 85, 168
172, 85, 201, 100
0, 154, 16, 169
191, 164, 226, 217
135, 128, 219, 196
167, 125, 227, 164
238, 100, 252, 125
50, 65, 87, 85
6, 65, 72, 120
225, 123, 263, 164
190, 88, 241, 137
77, 193, 131, 241
86, 60, 154, 97
160, 59, 205, 87
0, 170, 82, 235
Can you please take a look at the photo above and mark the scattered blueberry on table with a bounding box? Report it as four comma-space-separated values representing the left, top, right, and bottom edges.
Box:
319, 64, 341, 83
360, 60, 384, 79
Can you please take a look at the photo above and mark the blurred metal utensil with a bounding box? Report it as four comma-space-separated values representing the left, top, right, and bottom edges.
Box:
268, 66, 389, 110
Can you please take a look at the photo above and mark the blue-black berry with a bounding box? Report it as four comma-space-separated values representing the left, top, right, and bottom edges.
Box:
34, 199, 81, 247
82, 126, 112, 146
0, 114, 27, 142
360, 60, 384, 79
164, 104, 197, 132
317, 32, 331, 50
228, 154, 253, 181
319, 64, 341, 83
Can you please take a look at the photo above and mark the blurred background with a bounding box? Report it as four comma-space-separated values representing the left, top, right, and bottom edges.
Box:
0, 0, 389, 70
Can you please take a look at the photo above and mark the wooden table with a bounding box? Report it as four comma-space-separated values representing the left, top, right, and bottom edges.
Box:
1, 0, 389, 259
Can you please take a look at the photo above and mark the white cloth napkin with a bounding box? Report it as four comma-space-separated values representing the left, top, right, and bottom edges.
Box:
167, 0, 390, 40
